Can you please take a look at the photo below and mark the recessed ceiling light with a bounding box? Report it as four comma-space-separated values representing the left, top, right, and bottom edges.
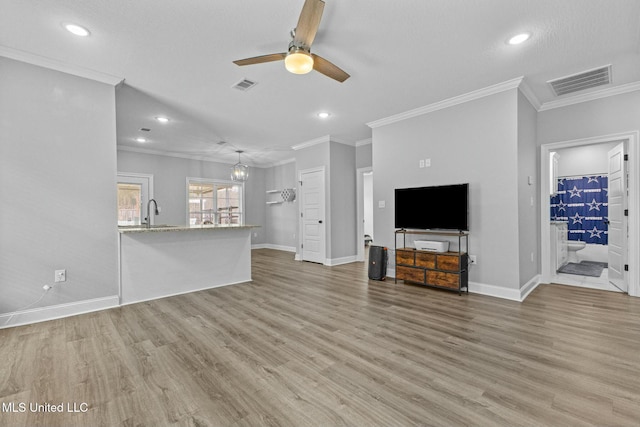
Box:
317, 112, 331, 119
507, 32, 531, 45
64, 23, 91, 37
155, 116, 169, 123
135, 137, 147, 143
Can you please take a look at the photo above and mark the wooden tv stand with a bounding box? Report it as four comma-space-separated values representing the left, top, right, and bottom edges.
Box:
394, 229, 469, 295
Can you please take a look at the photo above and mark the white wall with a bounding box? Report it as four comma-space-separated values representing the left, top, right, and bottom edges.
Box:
116, 150, 266, 244
0, 58, 119, 315
264, 161, 298, 250
372, 89, 522, 291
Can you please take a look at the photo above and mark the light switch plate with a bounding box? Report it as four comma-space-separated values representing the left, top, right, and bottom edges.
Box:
378, 200, 386, 208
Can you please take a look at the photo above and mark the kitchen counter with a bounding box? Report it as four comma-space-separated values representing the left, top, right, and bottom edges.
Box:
118, 224, 258, 234
118, 224, 258, 305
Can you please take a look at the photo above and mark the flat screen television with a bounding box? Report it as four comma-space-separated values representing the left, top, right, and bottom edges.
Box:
395, 183, 469, 231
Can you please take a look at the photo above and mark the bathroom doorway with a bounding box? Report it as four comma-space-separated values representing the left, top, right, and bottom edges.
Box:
540, 132, 639, 297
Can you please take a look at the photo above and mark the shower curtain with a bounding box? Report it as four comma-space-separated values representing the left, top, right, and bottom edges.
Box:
550, 175, 608, 245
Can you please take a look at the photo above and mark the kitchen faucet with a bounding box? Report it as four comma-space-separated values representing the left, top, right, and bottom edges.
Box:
145, 199, 159, 228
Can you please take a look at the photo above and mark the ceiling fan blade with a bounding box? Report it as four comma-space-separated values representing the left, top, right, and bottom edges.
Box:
293, 0, 325, 48
233, 53, 286, 66
311, 54, 350, 82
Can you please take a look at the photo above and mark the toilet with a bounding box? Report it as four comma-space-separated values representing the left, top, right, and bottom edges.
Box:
567, 241, 586, 263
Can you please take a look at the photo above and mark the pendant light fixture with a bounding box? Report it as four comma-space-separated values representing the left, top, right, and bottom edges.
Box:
231, 150, 249, 182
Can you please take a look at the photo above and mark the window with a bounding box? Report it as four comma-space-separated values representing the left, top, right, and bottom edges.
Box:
117, 173, 152, 226
117, 183, 142, 225
187, 179, 243, 225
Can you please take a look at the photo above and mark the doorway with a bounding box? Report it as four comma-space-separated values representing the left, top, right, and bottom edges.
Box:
540, 132, 639, 297
356, 167, 373, 262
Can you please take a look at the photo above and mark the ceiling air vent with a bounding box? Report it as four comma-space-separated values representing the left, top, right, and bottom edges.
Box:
548, 65, 611, 96
232, 78, 257, 91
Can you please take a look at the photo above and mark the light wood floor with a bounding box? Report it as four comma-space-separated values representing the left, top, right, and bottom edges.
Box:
1, 249, 640, 426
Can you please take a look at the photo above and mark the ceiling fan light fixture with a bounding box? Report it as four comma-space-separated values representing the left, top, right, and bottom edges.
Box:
285, 48, 314, 75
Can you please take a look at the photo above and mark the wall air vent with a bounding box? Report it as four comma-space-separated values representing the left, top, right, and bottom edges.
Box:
232, 79, 257, 91
548, 65, 611, 96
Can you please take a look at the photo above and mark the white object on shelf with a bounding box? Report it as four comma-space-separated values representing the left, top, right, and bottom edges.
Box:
415, 240, 449, 252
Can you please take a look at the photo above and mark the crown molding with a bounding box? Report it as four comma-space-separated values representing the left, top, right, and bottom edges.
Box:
518, 79, 542, 111
0, 45, 124, 86
116, 145, 289, 168
291, 135, 355, 150
0, 46, 124, 86
291, 135, 331, 151
367, 77, 524, 128
266, 158, 296, 168
539, 81, 640, 111
355, 138, 372, 147
117, 145, 243, 165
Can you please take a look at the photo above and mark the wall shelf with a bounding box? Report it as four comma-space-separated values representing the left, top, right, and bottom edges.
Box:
266, 188, 296, 204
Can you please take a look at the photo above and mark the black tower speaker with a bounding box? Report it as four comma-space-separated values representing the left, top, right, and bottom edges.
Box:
368, 246, 388, 281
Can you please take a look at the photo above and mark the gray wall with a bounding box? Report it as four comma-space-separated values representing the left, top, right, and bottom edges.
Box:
264, 161, 298, 249
555, 142, 620, 177
329, 142, 357, 259
372, 89, 522, 290
538, 91, 640, 145
295, 140, 358, 262
0, 58, 119, 314
356, 142, 373, 169
117, 150, 266, 244
517, 91, 540, 286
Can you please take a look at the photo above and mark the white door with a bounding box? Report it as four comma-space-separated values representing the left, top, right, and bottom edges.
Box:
607, 143, 627, 292
300, 168, 325, 264
117, 173, 152, 226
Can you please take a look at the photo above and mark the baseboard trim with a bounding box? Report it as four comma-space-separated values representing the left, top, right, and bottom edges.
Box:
120, 279, 250, 307
376, 271, 539, 302
468, 281, 521, 301
519, 274, 542, 301
325, 255, 358, 266
0, 295, 120, 330
252, 244, 296, 253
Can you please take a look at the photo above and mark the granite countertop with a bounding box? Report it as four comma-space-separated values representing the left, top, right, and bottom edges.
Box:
118, 224, 260, 234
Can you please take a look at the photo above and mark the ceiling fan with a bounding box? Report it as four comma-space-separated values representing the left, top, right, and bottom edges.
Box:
233, 0, 350, 83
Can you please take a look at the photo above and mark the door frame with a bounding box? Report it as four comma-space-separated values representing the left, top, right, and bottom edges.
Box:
298, 166, 327, 264
356, 167, 373, 262
117, 172, 154, 225
539, 131, 639, 297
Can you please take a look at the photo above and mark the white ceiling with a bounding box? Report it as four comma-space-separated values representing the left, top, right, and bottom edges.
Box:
2, 0, 640, 166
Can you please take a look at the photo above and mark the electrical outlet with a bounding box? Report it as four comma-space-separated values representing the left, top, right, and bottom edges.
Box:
55, 269, 66, 283
419, 159, 425, 168
469, 255, 477, 265
425, 158, 431, 167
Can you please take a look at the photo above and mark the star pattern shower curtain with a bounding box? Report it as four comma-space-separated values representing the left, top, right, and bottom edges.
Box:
550, 176, 608, 245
